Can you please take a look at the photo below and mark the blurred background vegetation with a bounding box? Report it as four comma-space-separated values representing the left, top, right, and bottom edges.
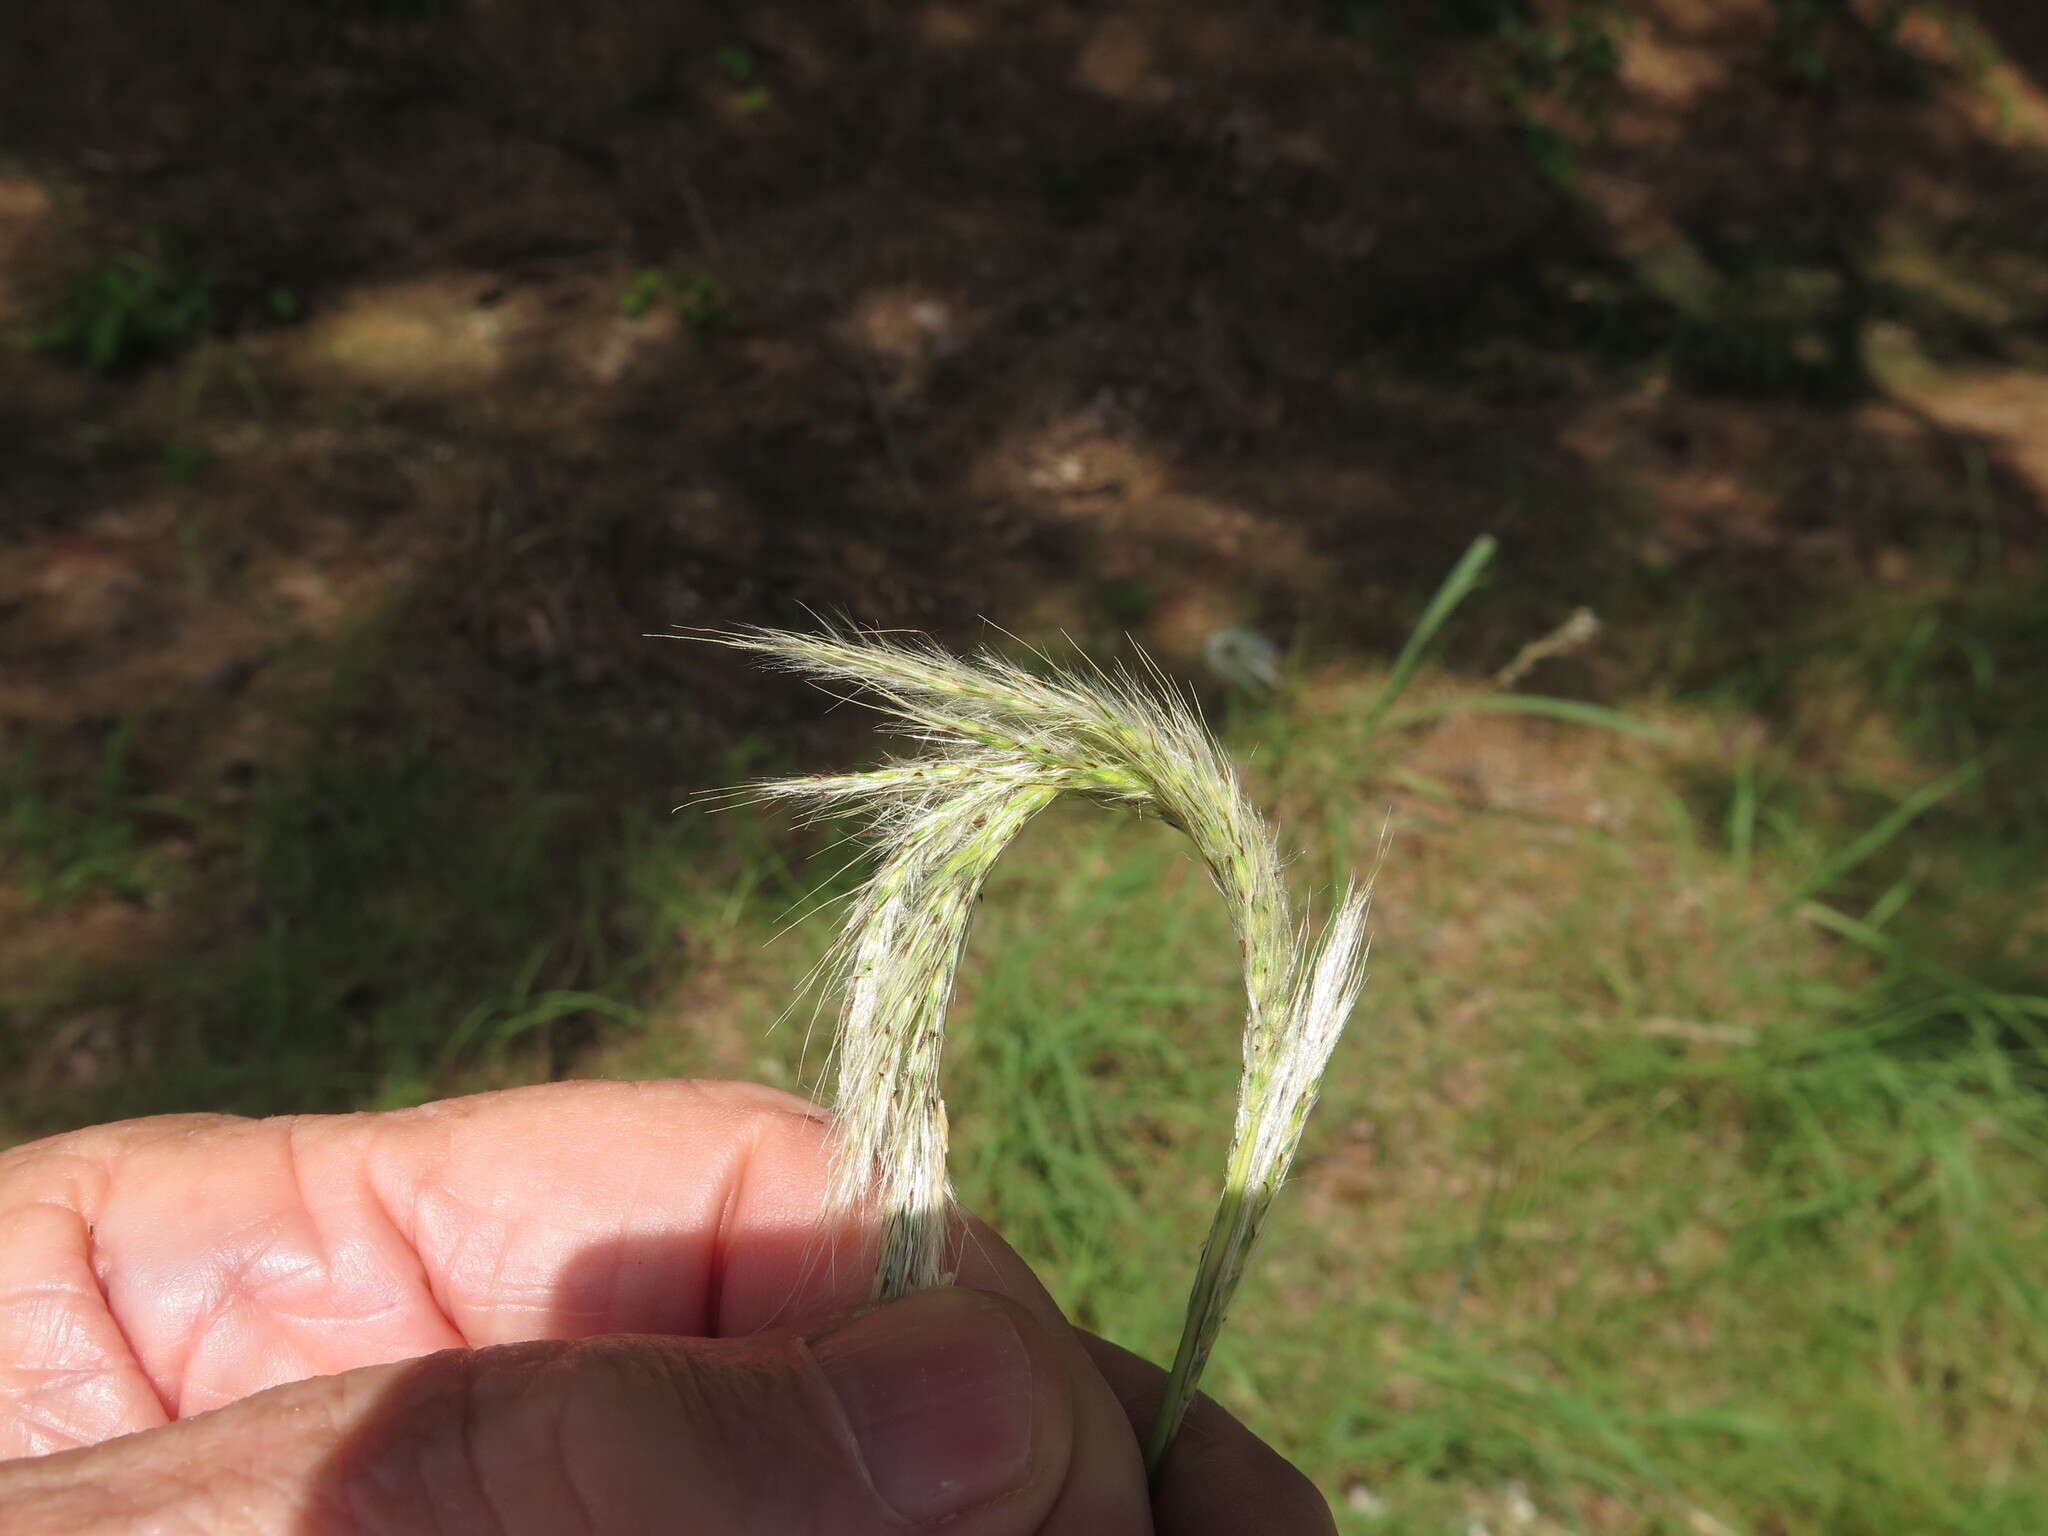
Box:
2, 1, 2045, 1530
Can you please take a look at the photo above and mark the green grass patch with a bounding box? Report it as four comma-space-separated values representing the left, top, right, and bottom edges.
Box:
0, 719, 174, 908
619, 264, 736, 335
32, 235, 219, 373
607, 584, 2043, 1530
0, 541, 2041, 1528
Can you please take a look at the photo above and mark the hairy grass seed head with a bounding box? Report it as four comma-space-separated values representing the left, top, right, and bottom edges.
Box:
693, 626, 1373, 1473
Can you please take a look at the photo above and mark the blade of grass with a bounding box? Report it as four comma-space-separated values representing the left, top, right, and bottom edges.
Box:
1780, 762, 1981, 909
1799, 900, 2048, 1044
1387, 692, 1674, 741
489, 990, 643, 1046
1356, 534, 1499, 741
1730, 751, 1759, 880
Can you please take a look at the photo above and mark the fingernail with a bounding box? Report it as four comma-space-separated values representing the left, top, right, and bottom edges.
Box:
813, 1288, 1038, 1525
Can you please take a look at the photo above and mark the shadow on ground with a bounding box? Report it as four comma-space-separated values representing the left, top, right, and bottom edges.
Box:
1, 0, 2044, 1132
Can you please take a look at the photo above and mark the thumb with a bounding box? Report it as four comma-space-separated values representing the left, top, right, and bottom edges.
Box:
0, 1288, 1136, 1535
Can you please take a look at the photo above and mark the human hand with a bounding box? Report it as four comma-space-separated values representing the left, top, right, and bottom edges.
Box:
0, 1079, 1334, 1533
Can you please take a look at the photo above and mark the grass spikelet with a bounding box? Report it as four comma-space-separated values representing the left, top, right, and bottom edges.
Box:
690, 625, 1373, 1475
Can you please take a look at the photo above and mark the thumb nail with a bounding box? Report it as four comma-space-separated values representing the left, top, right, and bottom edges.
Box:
812, 1288, 1040, 1526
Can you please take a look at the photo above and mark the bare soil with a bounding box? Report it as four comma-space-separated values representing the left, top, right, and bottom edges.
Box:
2, 0, 2045, 1123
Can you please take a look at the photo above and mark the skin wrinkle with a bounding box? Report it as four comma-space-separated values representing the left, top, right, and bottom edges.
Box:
785, 1336, 886, 1526
554, 1407, 603, 1536
381, 1353, 494, 1536
369, 1098, 548, 1347
413, 1132, 572, 1344
158, 1258, 226, 1418
784, 1102, 873, 1326
1, 1276, 111, 1307
683, 1086, 854, 1334
0, 1182, 169, 1454
462, 1223, 525, 1340
410, 1183, 506, 1344
165, 1198, 306, 1416
359, 1126, 467, 1352
320, 1348, 453, 1536
785, 1221, 858, 1342
362, 1118, 463, 1340
702, 1111, 765, 1340
583, 1154, 678, 1340
238, 1123, 442, 1351
7, 1391, 101, 1460
0, 1145, 101, 1204
54, 1116, 442, 1429
277, 1118, 322, 1335
548, 1351, 611, 1536
559, 1233, 627, 1341
458, 1354, 526, 1536
637, 1093, 841, 1339
299, 1379, 374, 1533
102, 1127, 261, 1416
217, 1442, 303, 1532
364, 1086, 671, 1344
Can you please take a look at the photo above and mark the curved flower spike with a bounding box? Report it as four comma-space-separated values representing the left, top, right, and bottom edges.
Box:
694, 626, 1372, 1476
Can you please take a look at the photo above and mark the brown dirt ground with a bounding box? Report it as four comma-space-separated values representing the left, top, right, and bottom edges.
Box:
2, 0, 2045, 1120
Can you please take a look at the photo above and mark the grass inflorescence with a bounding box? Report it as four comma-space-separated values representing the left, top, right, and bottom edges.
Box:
689, 625, 1373, 1472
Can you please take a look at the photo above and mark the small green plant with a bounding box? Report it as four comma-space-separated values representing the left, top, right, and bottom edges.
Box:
1769, 0, 1935, 96
159, 440, 209, 485
1517, 118, 1580, 190
1494, 7, 1620, 101
712, 43, 773, 112
619, 265, 735, 336
1336, 2, 1621, 183
714, 43, 758, 83
1667, 238, 1870, 401
619, 268, 666, 320
1097, 577, 1158, 627
1488, 7, 1622, 183
33, 237, 217, 373
669, 270, 734, 337
2, 723, 153, 907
